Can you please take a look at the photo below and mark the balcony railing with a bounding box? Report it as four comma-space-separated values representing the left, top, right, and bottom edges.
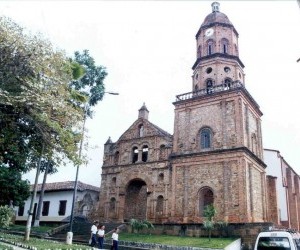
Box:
175, 80, 244, 102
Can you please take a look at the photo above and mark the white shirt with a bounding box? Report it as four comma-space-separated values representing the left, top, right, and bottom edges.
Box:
91, 225, 97, 234
97, 229, 105, 237
112, 232, 118, 241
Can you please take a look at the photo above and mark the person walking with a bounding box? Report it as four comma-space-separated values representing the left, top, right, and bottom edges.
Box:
97, 225, 105, 249
90, 220, 99, 247
111, 227, 119, 250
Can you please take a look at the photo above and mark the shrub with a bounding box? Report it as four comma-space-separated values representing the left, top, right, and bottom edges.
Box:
129, 218, 154, 233
0, 205, 14, 228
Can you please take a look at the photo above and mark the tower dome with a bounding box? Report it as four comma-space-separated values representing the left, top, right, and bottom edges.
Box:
201, 2, 233, 28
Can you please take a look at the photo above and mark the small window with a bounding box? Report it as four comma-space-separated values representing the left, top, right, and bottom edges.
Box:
224, 67, 230, 73
110, 197, 116, 210
224, 78, 232, 89
208, 45, 212, 55
159, 145, 167, 160
200, 128, 212, 149
132, 147, 139, 163
112, 177, 117, 186
207, 40, 214, 55
142, 145, 149, 162
138, 124, 144, 137
221, 38, 229, 54
114, 151, 119, 165
158, 173, 164, 182
194, 85, 199, 92
42, 201, 50, 216
206, 67, 212, 74
58, 200, 67, 216
156, 195, 164, 215
18, 206, 25, 216
206, 79, 213, 94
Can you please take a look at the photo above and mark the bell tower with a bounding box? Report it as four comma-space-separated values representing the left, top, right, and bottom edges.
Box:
170, 2, 267, 223
193, 2, 244, 96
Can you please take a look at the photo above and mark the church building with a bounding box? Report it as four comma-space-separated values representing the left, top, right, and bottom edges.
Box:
98, 2, 268, 225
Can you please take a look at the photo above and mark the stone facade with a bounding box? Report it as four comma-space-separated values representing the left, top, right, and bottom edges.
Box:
96, 2, 288, 231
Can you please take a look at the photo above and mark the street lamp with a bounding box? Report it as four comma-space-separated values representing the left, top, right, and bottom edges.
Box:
67, 91, 119, 245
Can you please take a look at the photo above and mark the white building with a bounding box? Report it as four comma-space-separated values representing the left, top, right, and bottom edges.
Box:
15, 181, 99, 224
264, 149, 300, 230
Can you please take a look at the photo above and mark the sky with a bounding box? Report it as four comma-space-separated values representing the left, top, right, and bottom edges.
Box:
1, 1, 299, 187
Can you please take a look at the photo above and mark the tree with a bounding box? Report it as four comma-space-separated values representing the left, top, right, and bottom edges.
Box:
203, 204, 216, 241
0, 16, 85, 173
70, 50, 107, 117
0, 16, 87, 240
68, 50, 108, 234
33, 159, 57, 227
0, 166, 30, 206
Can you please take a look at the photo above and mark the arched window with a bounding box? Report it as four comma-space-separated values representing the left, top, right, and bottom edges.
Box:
158, 173, 164, 182
142, 145, 149, 162
207, 39, 214, 55
224, 78, 232, 90
200, 127, 212, 149
81, 205, 89, 216
114, 151, 119, 165
110, 197, 116, 210
206, 79, 213, 94
132, 147, 138, 163
159, 144, 166, 160
194, 84, 199, 92
156, 195, 164, 215
221, 38, 229, 54
112, 177, 117, 187
199, 187, 214, 216
138, 124, 144, 137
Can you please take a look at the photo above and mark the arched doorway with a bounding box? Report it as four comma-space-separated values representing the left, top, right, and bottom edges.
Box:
124, 179, 147, 221
199, 187, 214, 216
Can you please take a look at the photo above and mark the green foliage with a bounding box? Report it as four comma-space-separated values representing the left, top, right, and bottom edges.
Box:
70, 50, 107, 118
203, 204, 216, 221
0, 243, 14, 250
0, 165, 30, 206
0, 232, 93, 249
0, 16, 86, 174
203, 204, 217, 241
116, 232, 235, 248
0, 206, 14, 228
129, 219, 154, 233
70, 60, 86, 80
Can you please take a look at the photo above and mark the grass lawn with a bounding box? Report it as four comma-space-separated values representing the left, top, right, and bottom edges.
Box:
0, 228, 237, 249
0, 232, 92, 250
120, 233, 236, 249
0, 242, 14, 250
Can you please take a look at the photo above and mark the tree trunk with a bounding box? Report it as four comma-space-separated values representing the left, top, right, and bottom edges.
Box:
33, 161, 50, 227
25, 143, 45, 241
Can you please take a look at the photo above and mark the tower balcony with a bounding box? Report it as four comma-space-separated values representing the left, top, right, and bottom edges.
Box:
174, 80, 261, 114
